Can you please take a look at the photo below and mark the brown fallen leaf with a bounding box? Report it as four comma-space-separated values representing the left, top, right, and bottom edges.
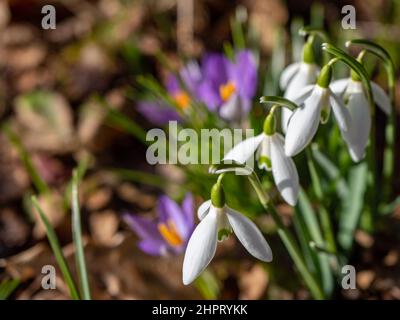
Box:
357, 270, 376, 290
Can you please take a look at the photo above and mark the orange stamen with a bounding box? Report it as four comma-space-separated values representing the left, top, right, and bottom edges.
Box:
219, 81, 236, 101
158, 219, 184, 247
173, 91, 191, 110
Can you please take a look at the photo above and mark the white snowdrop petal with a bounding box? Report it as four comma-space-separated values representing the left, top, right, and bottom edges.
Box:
284, 63, 319, 100
329, 90, 351, 132
371, 82, 391, 115
226, 208, 273, 262
342, 91, 371, 162
279, 63, 301, 90
285, 87, 323, 157
290, 84, 315, 105
182, 208, 218, 285
224, 133, 264, 164
197, 200, 211, 220
329, 78, 349, 96
270, 134, 299, 206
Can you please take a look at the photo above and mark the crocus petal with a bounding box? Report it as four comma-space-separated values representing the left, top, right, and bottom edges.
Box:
231, 50, 257, 99
182, 193, 195, 235
342, 88, 371, 162
224, 133, 264, 164
122, 213, 163, 242
226, 208, 273, 262
182, 208, 218, 285
330, 78, 349, 97
270, 134, 299, 205
138, 239, 167, 256
285, 86, 324, 157
158, 195, 187, 238
279, 63, 301, 90
198, 199, 211, 220
137, 101, 181, 125
219, 94, 242, 121
329, 90, 351, 132
371, 82, 391, 115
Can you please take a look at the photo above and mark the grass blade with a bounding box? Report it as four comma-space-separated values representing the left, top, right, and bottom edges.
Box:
338, 162, 368, 253
31, 196, 80, 300
312, 146, 349, 200
297, 190, 334, 296
71, 170, 91, 300
0, 279, 20, 300
2, 124, 50, 194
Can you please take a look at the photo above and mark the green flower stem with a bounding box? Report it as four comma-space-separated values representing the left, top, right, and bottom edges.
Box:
247, 171, 324, 300
306, 148, 337, 254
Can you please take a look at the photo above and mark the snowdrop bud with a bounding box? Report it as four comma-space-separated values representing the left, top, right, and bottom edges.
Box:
211, 182, 225, 208
263, 112, 276, 136
302, 41, 315, 64
317, 64, 332, 88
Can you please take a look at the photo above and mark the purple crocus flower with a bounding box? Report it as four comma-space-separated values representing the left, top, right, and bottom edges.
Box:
197, 50, 257, 121
123, 193, 194, 256
137, 62, 203, 125
137, 101, 181, 126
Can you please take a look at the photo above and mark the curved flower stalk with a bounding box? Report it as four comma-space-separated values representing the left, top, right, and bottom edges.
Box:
197, 50, 257, 121
285, 63, 351, 157
182, 181, 272, 285
123, 194, 194, 256
137, 62, 203, 125
223, 109, 299, 205
330, 76, 390, 162
280, 40, 320, 132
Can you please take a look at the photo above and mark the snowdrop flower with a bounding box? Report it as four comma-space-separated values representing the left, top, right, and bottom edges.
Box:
182, 183, 272, 285
280, 42, 320, 132
330, 75, 391, 162
285, 64, 351, 157
123, 194, 194, 256
197, 50, 257, 121
223, 111, 299, 205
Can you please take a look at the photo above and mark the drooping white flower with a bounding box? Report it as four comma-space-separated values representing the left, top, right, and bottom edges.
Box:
224, 113, 299, 206
330, 78, 391, 162
279, 42, 320, 132
285, 65, 351, 157
182, 186, 272, 285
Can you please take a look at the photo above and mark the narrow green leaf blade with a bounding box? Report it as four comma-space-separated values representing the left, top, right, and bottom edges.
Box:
71, 170, 91, 300
338, 162, 368, 252
31, 196, 80, 300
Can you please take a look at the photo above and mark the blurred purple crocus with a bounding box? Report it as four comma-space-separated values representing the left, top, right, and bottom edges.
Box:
123, 193, 194, 256
137, 62, 203, 125
197, 50, 257, 121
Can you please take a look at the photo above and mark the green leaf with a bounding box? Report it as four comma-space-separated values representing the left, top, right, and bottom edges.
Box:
95, 95, 148, 145
31, 196, 80, 300
338, 162, 368, 253
71, 170, 91, 300
297, 189, 333, 296
0, 279, 20, 300
312, 146, 349, 200
2, 124, 50, 194
194, 270, 220, 300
